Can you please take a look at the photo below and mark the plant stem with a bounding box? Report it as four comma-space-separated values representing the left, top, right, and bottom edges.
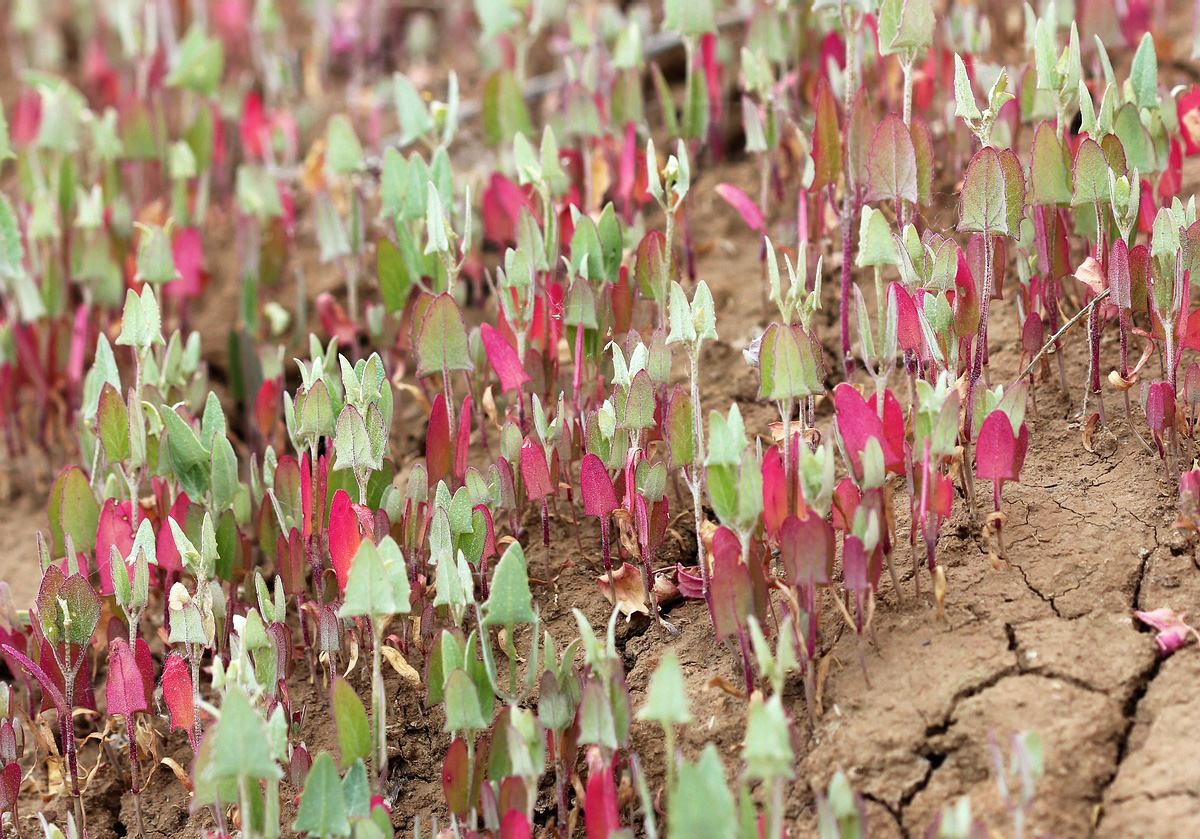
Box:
688, 349, 709, 596
372, 621, 387, 791
967, 235, 995, 440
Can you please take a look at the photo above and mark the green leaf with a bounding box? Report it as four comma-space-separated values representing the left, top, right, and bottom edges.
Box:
1071, 137, 1111, 207
339, 537, 411, 619
415, 293, 473, 377
166, 27, 224, 97
758, 323, 820, 401
665, 282, 696, 346
162, 407, 211, 500
293, 751, 350, 838
443, 668, 488, 733
664, 0, 715, 36
889, 0, 934, 52
668, 746, 735, 839
481, 541, 535, 628
333, 405, 381, 475
953, 54, 981, 121
473, 0, 520, 38
856, 205, 899, 267
958, 147, 1009, 235
1130, 32, 1159, 109
376, 238, 412, 314
393, 73, 434, 145
482, 71, 533, 148
134, 222, 180, 286
209, 687, 282, 781
59, 574, 100, 646
742, 694, 794, 782
97, 383, 130, 464
331, 677, 371, 769
209, 434, 238, 511
1113, 102, 1156, 174
342, 759, 371, 820
115, 287, 165, 349
0, 195, 25, 279
1028, 121, 1071, 206
326, 115, 364, 176
637, 652, 692, 726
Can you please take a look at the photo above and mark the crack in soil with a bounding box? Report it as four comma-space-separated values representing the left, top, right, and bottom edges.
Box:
1090, 533, 1163, 835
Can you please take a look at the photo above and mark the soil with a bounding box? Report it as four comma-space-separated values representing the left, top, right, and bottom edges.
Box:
4, 7, 1200, 839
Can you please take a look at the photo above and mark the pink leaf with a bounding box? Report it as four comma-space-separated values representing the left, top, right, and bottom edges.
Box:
715, 183, 765, 233
95, 498, 138, 597
105, 638, 148, 718
1135, 607, 1200, 655
480, 323, 530, 395
328, 490, 361, 596
975, 410, 1019, 483
162, 652, 197, 747
519, 438, 553, 501
580, 454, 618, 519
455, 394, 472, 483
315, 292, 357, 345
834, 383, 901, 479
167, 227, 206, 299
584, 747, 620, 839
426, 394, 453, 491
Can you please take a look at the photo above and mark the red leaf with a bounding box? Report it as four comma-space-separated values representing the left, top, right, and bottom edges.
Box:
584, 747, 620, 839
761, 447, 788, 540
975, 411, 1020, 483
155, 491, 191, 575
889, 282, 923, 353
328, 490, 361, 596
482, 173, 537, 247
316, 292, 357, 345
779, 515, 833, 590
162, 652, 196, 747
426, 394, 453, 491
442, 737, 470, 817
455, 394, 472, 483
105, 638, 148, 718
500, 809, 533, 839
519, 438, 553, 501
834, 383, 902, 479
95, 498, 138, 597
0, 763, 18, 812
166, 227, 206, 299
580, 454, 618, 518
1179, 86, 1200, 156
481, 324, 530, 395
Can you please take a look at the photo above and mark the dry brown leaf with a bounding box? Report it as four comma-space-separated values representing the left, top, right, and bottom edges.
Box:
705, 675, 748, 701
380, 645, 422, 687
1082, 412, 1100, 453
596, 562, 650, 619
1074, 256, 1107, 293
392, 380, 432, 417
343, 636, 360, 677
161, 757, 193, 792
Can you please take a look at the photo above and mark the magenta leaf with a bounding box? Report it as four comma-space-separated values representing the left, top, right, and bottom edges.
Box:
162, 652, 197, 747
480, 323, 530, 395
715, 183, 765, 234
584, 746, 621, 839
580, 453, 618, 519
328, 489, 362, 596
427, 393, 453, 490
105, 637, 149, 718
519, 437, 553, 501
1135, 607, 1200, 655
